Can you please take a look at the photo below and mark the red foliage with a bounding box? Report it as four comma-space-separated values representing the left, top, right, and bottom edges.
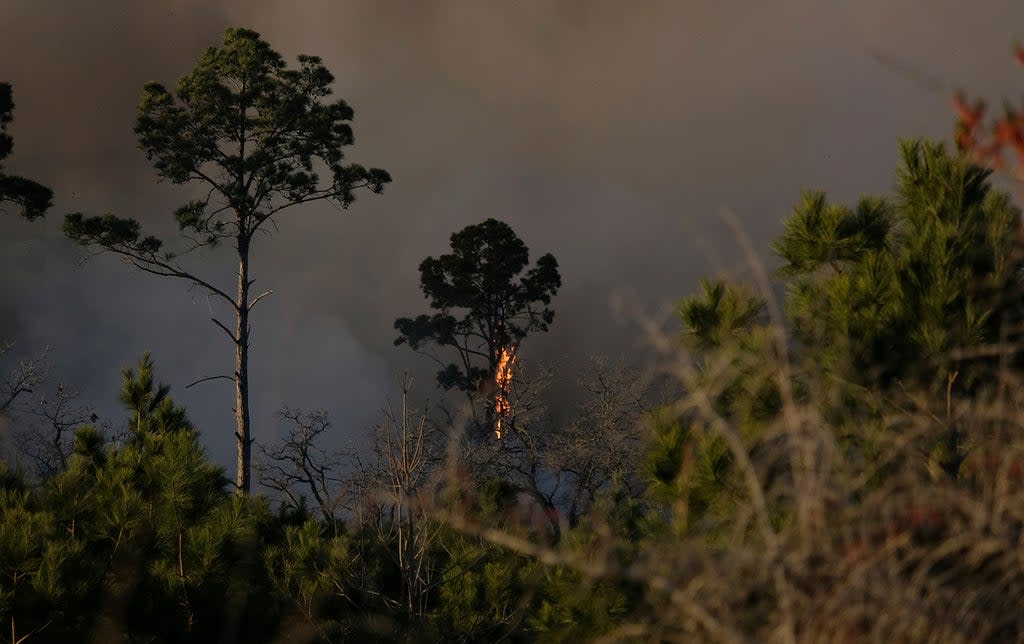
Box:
954, 47, 1024, 179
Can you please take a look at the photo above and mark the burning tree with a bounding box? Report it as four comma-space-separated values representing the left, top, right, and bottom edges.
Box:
493, 344, 517, 439
394, 218, 560, 439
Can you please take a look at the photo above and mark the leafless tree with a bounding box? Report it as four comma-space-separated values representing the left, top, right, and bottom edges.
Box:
546, 357, 655, 526
16, 384, 97, 479
0, 344, 106, 479
257, 408, 355, 526
353, 378, 446, 619
0, 342, 46, 414
459, 356, 659, 533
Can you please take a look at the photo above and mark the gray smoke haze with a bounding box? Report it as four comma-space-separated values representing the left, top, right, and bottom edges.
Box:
1, 1, 1021, 465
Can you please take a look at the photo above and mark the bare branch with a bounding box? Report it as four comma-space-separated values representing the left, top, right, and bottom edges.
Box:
184, 374, 235, 390
209, 317, 236, 342
248, 290, 273, 312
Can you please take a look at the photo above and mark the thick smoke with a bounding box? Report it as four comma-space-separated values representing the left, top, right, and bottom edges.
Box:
1, 1, 1021, 464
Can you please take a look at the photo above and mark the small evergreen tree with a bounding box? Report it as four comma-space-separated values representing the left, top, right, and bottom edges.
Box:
777, 140, 1023, 394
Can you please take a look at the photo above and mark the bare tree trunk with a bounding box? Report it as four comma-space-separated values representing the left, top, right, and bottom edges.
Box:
235, 243, 251, 494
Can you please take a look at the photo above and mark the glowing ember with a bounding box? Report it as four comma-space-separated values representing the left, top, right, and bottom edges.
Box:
494, 345, 517, 439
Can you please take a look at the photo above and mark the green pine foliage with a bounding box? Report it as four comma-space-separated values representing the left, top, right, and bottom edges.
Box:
777, 140, 1023, 392
431, 534, 539, 643
646, 279, 780, 534
264, 519, 352, 640
527, 492, 650, 642
0, 472, 60, 644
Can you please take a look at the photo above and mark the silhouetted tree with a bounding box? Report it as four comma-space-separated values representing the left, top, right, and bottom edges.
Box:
258, 408, 352, 527
394, 218, 560, 435
63, 28, 391, 493
0, 83, 52, 220
16, 383, 97, 480
0, 343, 44, 414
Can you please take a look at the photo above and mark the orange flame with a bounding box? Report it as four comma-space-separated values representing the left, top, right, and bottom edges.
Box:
494, 345, 517, 439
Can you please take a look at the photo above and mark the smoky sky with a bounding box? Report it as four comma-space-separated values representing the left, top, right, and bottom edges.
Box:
1, 1, 1021, 465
